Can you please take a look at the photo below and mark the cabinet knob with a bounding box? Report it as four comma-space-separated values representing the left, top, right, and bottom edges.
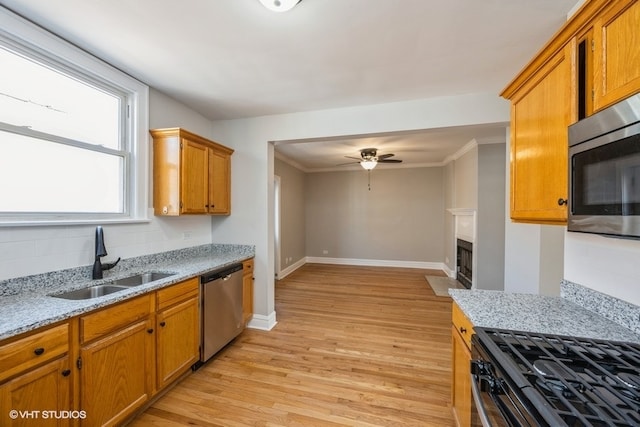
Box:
34, 347, 45, 356
147, 328, 154, 334
205, 204, 209, 208
460, 327, 467, 334
558, 198, 568, 206
61, 369, 71, 377
160, 321, 166, 327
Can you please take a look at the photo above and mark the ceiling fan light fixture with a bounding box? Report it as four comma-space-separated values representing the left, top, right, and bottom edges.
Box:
258, 0, 301, 12
360, 160, 377, 170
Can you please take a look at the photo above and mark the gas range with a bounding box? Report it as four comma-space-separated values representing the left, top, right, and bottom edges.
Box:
471, 327, 640, 426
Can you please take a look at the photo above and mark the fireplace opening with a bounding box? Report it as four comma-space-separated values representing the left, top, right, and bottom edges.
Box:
456, 239, 472, 289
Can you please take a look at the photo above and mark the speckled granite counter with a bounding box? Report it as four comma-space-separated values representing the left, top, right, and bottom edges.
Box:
449, 288, 640, 344
0, 243, 254, 341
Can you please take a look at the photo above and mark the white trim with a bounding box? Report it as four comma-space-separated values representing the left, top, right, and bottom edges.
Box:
442, 264, 456, 278
277, 257, 306, 280
247, 311, 278, 331
306, 256, 445, 270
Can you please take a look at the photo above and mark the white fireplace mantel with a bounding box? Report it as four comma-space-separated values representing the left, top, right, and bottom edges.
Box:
447, 208, 476, 243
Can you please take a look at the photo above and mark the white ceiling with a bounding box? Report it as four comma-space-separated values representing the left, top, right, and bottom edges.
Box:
1, 0, 579, 170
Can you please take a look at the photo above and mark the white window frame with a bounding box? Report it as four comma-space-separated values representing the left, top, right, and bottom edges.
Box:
0, 6, 149, 226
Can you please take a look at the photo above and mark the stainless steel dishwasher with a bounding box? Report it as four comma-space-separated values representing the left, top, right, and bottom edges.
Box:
199, 263, 244, 363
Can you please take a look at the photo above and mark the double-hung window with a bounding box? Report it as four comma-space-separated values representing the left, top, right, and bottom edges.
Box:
0, 7, 149, 225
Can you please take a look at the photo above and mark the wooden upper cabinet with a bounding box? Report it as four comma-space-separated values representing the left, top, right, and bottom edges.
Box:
500, 0, 640, 225
151, 128, 234, 216
593, 0, 640, 111
508, 43, 574, 224
181, 139, 209, 214
208, 148, 231, 215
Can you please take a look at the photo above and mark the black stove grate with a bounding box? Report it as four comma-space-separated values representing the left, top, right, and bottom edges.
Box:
475, 328, 640, 427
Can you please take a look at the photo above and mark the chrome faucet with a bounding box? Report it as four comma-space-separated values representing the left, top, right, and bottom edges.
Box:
92, 226, 121, 279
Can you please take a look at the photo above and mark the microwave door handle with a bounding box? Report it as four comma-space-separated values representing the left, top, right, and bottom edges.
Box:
471, 373, 492, 427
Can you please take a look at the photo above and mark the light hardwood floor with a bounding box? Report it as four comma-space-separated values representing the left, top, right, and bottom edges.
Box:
131, 264, 454, 426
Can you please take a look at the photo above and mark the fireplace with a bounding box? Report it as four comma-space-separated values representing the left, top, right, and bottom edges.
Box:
456, 239, 472, 289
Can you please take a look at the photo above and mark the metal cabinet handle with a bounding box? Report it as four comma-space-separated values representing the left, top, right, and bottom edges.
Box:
34, 347, 45, 356
558, 198, 568, 206
160, 321, 166, 327
61, 369, 71, 377
147, 328, 154, 334
460, 327, 467, 334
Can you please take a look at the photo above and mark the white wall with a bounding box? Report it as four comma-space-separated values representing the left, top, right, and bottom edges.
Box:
565, 233, 640, 306
305, 167, 444, 263
454, 146, 478, 209
274, 158, 306, 272
0, 89, 214, 281
210, 92, 509, 328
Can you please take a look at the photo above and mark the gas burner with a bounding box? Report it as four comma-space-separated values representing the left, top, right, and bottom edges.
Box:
533, 359, 586, 396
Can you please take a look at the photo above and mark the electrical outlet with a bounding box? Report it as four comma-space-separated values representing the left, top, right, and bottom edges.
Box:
322, 250, 328, 255
182, 231, 192, 240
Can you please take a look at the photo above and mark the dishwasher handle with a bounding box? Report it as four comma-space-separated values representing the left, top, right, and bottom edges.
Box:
201, 263, 243, 283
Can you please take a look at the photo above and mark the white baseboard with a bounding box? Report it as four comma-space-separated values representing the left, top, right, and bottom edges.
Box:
305, 256, 445, 270
247, 311, 277, 331
276, 257, 306, 280
443, 264, 456, 278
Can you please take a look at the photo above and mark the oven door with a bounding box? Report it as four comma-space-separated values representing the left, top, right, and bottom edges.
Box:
470, 368, 509, 427
470, 344, 545, 427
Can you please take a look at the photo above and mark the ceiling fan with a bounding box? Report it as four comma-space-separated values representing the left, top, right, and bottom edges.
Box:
340, 148, 403, 170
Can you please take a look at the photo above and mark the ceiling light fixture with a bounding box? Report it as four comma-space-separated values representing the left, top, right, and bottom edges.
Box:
258, 0, 301, 12
360, 160, 377, 170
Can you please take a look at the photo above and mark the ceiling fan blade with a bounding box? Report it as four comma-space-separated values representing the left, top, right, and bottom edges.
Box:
344, 156, 362, 160
376, 153, 395, 160
336, 161, 360, 166
378, 159, 403, 163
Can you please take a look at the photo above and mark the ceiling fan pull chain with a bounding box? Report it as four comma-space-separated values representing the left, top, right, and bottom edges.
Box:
368, 170, 371, 191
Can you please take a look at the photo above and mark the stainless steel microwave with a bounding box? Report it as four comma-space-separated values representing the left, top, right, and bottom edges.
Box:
568, 93, 640, 238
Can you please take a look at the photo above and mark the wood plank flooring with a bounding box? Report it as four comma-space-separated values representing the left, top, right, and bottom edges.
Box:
131, 264, 454, 426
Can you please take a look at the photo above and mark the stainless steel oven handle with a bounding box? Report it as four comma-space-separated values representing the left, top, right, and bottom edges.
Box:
471, 373, 492, 427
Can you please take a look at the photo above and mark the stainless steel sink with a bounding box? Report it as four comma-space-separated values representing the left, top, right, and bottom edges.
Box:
51, 272, 176, 300
110, 272, 175, 287
52, 285, 129, 300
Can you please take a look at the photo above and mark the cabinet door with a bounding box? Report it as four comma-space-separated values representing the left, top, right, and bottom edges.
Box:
593, 0, 640, 111
510, 43, 574, 224
80, 319, 153, 427
208, 149, 230, 215
181, 139, 209, 214
156, 296, 199, 390
0, 357, 71, 427
242, 272, 253, 324
451, 326, 471, 427
242, 259, 254, 324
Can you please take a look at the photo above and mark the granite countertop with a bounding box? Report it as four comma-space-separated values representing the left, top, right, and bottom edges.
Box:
449, 288, 640, 344
0, 244, 255, 341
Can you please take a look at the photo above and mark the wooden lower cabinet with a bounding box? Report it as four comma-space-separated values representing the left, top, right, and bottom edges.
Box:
0, 357, 72, 427
0, 277, 203, 426
451, 302, 474, 427
156, 295, 199, 390
79, 318, 154, 427
452, 326, 472, 427
242, 258, 254, 324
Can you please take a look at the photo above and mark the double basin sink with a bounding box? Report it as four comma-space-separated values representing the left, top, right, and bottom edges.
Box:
52, 272, 176, 300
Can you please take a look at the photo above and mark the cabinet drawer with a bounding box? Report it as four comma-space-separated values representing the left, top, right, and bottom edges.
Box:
157, 277, 199, 310
243, 258, 254, 275
80, 295, 152, 343
0, 323, 69, 383
452, 302, 474, 350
